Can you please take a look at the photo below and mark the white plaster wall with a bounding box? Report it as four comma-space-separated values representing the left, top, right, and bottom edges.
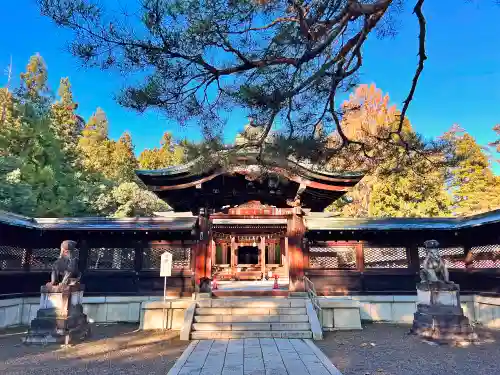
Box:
3, 294, 500, 330
0, 298, 23, 327
0, 295, 191, 329
475, 295, 500, 329
140, 300, 191, 330
319, 295, 478, 327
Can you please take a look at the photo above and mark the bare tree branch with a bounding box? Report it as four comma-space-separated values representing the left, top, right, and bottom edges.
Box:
395, 0, 427, 134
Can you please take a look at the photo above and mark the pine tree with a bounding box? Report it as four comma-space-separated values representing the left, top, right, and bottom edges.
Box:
446, 129, 500, 216
138, 131, 185, 169
50, 77, 82, 150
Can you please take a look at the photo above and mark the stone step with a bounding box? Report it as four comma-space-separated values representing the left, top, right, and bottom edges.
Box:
195, 307, 307, 315
192, 322, 311, 331
190, 330, 313, 340
193, 314, 309, 323
196, 298, 306, 308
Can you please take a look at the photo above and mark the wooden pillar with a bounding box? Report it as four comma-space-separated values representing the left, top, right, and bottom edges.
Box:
22, 247, 32, 272
133, 239, 143, 273
268, 242, 275, 264
356, 242, 365, 272
280, 237, 286, 268
206, 238, 215, 277
261, 236, 266, 274
231, 236, 236, 273
194, 211, 209, 284
222, 242, 227, 264
407, 241, 420, 275
78, 239, 89, 274
303, 238, 310, 269
287, 208, 305, 292
211, 239, 216, 266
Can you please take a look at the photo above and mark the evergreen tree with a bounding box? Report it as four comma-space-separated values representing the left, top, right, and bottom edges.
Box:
112, 132, 138, 183
0, 55, 94, 217
94, 182, 170, 218
50, 77, 82, 150
446, 128, 500, 216
17, 53, 51, 112
1, 54, 169, 218
328, 84, 417, 216
369, 164, 451, 218
0, 88, 18, 126
490, 124, 500, 164
78, 107, 114, 179
79, 109, 137, 183
138, 132, 185, 169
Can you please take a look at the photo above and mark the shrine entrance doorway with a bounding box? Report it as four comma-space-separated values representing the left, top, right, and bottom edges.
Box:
237, 246, 259, 265
209, 201, 291, 289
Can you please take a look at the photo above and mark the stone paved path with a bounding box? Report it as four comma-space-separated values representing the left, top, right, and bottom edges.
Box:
168, 338, 342, 375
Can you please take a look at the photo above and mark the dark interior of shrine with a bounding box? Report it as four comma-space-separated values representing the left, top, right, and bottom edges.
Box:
237, 246, 259, 265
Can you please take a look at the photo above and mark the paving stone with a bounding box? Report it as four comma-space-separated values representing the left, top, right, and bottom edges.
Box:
222, 365, 244, 375
168, 338, 341, 375
244, 370, 266, 375
264, 369, 288, 375
244, 338, 261, 346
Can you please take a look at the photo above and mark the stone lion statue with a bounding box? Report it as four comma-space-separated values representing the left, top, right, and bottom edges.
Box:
50, 240, 80, 286
420, 239, 450, 283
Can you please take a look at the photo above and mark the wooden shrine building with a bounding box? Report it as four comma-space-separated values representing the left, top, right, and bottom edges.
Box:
0, 154, 499, 299
136, 154, 364, 291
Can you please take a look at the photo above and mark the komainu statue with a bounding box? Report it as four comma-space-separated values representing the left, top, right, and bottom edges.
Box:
420, 239, 450, 284
50, 240, 80, 286
24, 240, 90, 345
411, 239, 478, 346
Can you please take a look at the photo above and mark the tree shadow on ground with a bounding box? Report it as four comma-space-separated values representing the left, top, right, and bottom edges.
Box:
317, 323, 500, 375
0, 324, 189, 375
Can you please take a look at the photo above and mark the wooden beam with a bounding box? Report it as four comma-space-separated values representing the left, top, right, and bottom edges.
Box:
152, 172, 223, 191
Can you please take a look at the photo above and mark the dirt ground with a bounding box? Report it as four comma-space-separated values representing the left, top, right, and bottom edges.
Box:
2, 323, 500, 375
316, 323, 500, 375
0, 324, 188, 375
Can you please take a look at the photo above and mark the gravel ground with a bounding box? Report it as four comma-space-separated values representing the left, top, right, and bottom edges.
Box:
0, 324, 188, 375
316, 323, 500, 375
2, 323, 499, 375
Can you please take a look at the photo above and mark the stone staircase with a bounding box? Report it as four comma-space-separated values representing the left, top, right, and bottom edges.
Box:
189, 297, 318, 340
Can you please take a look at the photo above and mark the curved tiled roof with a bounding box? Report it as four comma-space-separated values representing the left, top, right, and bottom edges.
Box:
1, 209, 499, 231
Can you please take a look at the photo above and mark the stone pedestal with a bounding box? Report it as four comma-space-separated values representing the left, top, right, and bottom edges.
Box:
23, 283, 90, 345
411, 282, 477, 346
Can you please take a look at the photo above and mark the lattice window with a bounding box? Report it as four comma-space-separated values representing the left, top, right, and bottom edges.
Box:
418, 247, 465, 269
31, 248, 76, 269
309, 244, 357, 269
469, 245, 500, 269
142, 247, 191, 269
364, 247, 408, 268
87, 248, 135, 270
0, 246, 26, 270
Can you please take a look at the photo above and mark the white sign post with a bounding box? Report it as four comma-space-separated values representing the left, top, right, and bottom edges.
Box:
160, 252, 172, 330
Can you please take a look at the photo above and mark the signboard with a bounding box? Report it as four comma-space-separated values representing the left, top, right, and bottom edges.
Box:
160, 251, 172, 277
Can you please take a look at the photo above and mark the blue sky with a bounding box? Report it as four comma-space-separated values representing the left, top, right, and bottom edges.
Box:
0, 0, 499, 173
